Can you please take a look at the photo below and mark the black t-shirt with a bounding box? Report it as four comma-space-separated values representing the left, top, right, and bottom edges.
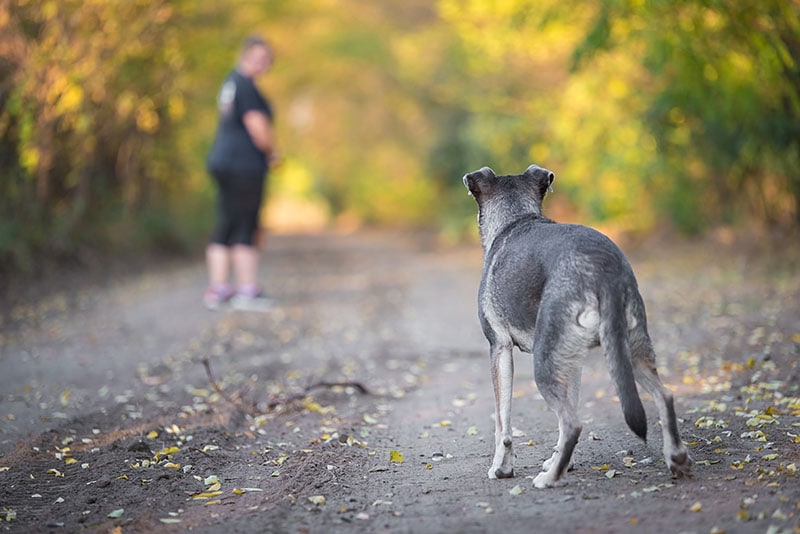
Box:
206, 70, 273, 176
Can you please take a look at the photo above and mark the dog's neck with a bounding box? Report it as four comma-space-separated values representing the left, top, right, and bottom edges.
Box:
479, 197, 543, 251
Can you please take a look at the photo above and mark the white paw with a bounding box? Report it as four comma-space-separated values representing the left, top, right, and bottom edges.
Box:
532, 471, 555, 489
542, 453, 556, 471
488, 464, 514, 479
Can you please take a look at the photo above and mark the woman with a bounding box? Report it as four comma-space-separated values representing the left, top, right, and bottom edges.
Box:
204, 35, 276, 311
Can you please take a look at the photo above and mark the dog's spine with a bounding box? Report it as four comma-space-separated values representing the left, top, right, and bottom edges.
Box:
599, 290, 648, 441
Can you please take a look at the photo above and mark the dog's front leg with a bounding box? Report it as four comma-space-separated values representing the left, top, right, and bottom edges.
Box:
488, 343, 515, 479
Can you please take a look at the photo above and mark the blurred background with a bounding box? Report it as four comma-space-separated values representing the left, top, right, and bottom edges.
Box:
1, 0, 798, 274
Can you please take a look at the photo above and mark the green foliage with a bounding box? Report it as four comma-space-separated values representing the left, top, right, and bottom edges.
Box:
1, 0, 798, 273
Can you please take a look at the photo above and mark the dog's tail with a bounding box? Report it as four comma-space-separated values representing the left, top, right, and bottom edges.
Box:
599, 290, 647, 441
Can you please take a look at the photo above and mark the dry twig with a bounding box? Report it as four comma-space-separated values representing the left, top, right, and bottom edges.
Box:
201, 357, 371, 415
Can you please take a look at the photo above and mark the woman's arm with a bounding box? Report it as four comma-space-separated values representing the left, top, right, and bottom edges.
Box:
242, 110, 274, 160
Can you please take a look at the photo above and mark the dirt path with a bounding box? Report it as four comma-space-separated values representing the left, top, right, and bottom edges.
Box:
1, 232, 798, 533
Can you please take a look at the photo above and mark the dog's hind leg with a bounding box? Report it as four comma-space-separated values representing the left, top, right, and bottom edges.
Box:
630, 335, 692, 479
531, 320, 583, 488
542, 368, 580, 473
488, 342, 515, 479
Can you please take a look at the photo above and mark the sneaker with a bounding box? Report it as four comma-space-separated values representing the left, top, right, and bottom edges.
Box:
203, 284, 235, 310
231, 286, 275, 312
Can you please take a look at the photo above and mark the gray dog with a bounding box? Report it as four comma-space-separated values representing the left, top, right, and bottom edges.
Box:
463, 164, 692, 488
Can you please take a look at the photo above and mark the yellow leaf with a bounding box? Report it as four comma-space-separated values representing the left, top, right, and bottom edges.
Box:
591, 464, 610, 471
302, 397, 335, 415
154, 446, 180, 461
163, 462, 181, 469
192, 491, 223, 500
233, 488, 245, 495
630, 518, 638, 526
64, 458, 77, 465
204, 499, 221, 506
689, 502, 702, 512
438, 420, 452, 427
147, 430, 158, 439
509, 485, 523, 495
47, 469, 64, 477
206, 482, 221, 492
389, 450, 404, 464
308, 495, 326, 505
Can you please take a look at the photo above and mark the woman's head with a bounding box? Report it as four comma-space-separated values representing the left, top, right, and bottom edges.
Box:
238, 35, 273, 77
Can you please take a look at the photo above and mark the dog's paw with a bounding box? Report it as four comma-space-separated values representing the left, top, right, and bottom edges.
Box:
532, 471, 556, 489
669, 451, 693, 479
488, 466, 514, 479
542, 455, 555, 471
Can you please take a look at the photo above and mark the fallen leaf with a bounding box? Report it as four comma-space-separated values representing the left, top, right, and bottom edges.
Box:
107, 509, 124, 519
192, 491, 223, 500
363, 414, 378, 425
159, 518, 181, 524
147, 430, 158, 439
689, 502, 702, 512
509, 485, 523, 496
308, 495, 326, 505
390, 450, 404, 464
466, 426, 478, 436
605, 469, 617, 479
232, 487, 263, 495
154, 446, 180, 461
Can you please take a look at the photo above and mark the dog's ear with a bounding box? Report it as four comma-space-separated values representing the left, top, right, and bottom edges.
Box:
524, 164, 555, 197
463, 166, 496, 200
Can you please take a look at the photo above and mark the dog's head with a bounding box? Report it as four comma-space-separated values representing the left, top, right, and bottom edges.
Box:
463, 164, 555, 246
